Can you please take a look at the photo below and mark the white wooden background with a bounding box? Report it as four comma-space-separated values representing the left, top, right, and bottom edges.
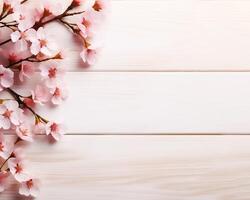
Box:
4, 0, 250, 199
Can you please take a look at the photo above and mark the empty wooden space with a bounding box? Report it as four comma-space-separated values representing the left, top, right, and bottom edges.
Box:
3, 136, 250, 200
2, 0, 250, 200
10, 72, 250, 134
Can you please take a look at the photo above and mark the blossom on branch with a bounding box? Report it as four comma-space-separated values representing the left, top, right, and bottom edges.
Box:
0, 0, 108, 197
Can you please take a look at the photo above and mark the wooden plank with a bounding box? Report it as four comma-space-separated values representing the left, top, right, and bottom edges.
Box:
2, 0, 250, 71
9, 72, 250, 134
2, 135, 250, 200
67, 0, 250, 71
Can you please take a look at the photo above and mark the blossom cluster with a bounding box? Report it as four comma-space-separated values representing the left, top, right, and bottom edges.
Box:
0, 0, 107, 197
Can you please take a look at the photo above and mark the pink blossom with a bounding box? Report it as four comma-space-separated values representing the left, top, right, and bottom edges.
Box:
19, 178, 40, 197
0, 133, 12, 159
30, 27, 58, 57
0, 171, 9, 193
31, 84, 50, 105
16, 123, 33, 142
8, 157, 29, 182
11, 28, 37, 52
0, 100, 23, 130
19, 62, 35, 82
80, 48, 98, 65
0, 46, 29, 64
39, 61, 64, 87
49, 83, 68, 105
0, 65, 14, 91
78, 10, 101, 38
45, 121, 65, 141
12, 5, 36, 31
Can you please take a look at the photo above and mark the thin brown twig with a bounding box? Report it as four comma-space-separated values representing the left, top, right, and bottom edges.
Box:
6, 88, 48, 124
0, 138, 21, 171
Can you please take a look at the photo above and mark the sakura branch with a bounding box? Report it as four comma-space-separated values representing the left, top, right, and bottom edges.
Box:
0, 0, 107, 197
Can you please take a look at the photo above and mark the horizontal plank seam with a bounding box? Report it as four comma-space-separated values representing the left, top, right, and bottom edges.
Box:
5, 133, 250, 136
65, 70, 250, 73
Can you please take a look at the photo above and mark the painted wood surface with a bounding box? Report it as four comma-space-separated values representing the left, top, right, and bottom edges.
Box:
1, 0, 250, 199
8, 72, 250, 134
3, 135, 250, 200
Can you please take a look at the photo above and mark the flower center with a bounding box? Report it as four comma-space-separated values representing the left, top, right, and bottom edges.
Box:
54, 88, 60, 97
50, 123, 58, 132
3, 110, 12, 118
8, 53, 18, 62
15, 164, 22, 174
48, 67, 57, 78
21, 32, 26, 39
40, 39, 47, 47
20, 128, 28, 136
26, 179, 33, 189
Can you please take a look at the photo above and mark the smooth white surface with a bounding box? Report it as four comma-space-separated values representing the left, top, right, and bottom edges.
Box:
9, 72, 250, 134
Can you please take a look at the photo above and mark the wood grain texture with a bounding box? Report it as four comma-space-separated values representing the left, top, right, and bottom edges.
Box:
2, 135, 250, 200
22, 0, 250, 71
8, 72, 250, 134
2, 0, 250, 199
68, 0, 250, 71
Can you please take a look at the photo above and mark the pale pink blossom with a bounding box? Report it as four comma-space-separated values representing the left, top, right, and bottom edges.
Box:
16, 123, 33, 142
39, 61, 64, 87
11, 29, 37, 52
80, 48, 98, 65
0, 171, 9, 193
19, 178, 40, 197
0, 100, 23, 130
45, 121, 66, 141
31, 84, 50, 105
0, 46, 29, 64
50, 84, 68, 105
12, 5, 36, 31
8, 157, 29, 182
0, 65, 14, 91
30, 27, 58, 57
19, 62, 35, 82
0, 133, 12, 159
78, 10, 101, 38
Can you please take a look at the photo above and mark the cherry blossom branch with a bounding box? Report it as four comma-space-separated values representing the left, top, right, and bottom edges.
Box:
6, 54, 62, 69
0, 138, 21, 171
6, 88, 48, 123
0, 2, 85, 47
0, 21, 18, 31
59, 19, 88, 48
0, 0, 28, 21
0, 38, 11, 46
0, 0, 107, 197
